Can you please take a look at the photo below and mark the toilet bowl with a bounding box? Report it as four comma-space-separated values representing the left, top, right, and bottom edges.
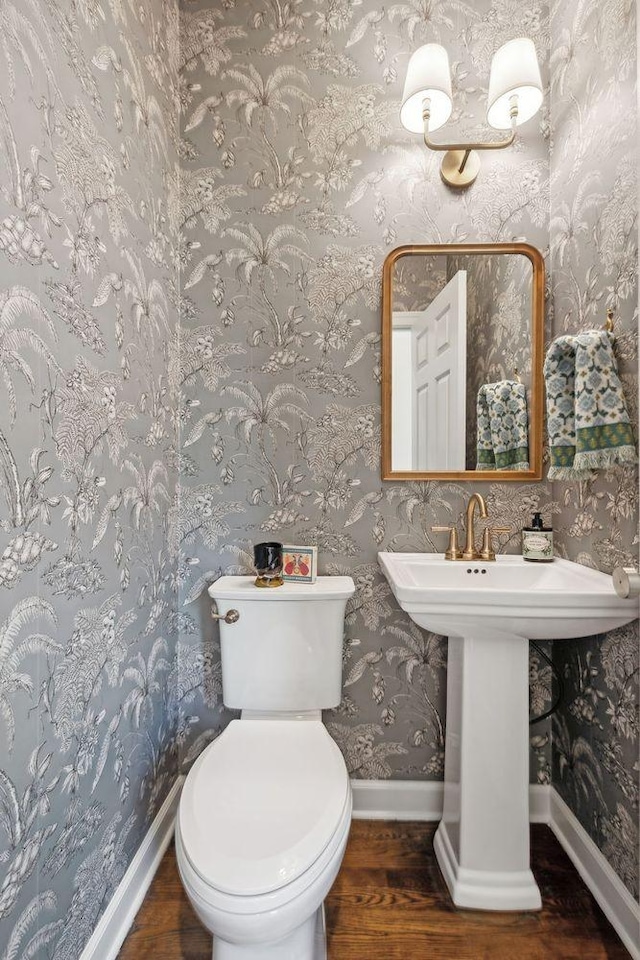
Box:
176, 717, 352, 959
176, 575, 356, 959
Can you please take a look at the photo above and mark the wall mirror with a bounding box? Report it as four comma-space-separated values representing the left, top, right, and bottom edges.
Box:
381, 243, 544, 481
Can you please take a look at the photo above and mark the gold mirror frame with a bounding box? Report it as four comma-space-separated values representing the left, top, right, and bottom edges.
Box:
381, 242, 545, 481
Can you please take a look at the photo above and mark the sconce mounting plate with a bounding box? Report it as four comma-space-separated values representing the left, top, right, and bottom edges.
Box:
440, 149, 481, 188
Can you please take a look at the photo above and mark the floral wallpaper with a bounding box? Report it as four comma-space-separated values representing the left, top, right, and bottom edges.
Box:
0, 0, 181, 956
548, 0, 639, 899
175, 0, 637, 904
175, 0, 554, 792
0, 0, 636, 955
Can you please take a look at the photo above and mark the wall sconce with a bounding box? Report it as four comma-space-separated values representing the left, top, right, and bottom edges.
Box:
400, 38, 543, 188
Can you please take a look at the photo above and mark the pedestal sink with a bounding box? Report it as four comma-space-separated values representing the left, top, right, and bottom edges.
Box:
377, 552, 639, 911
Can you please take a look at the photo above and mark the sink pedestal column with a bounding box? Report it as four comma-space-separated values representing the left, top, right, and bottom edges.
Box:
434, 631, 542, 911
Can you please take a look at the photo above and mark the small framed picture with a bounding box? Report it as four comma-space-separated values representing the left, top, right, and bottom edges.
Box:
282, 545, 318, 583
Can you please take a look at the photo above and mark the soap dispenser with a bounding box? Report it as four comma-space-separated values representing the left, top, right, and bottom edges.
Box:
522, 512, 553, 562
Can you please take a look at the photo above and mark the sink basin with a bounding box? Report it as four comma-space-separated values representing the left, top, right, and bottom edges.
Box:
378, 552, 639, 639
378, 550, 638, 914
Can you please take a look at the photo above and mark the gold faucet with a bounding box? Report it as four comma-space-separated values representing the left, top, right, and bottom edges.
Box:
432, 494, 510, 561
462, 493, 488, 560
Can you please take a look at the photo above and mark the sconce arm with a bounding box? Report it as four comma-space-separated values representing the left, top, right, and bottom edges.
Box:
422, 122, 516, 154
421, 94, 518, 155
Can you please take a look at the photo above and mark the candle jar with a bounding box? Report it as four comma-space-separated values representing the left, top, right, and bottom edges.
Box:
253, 542, 284, 588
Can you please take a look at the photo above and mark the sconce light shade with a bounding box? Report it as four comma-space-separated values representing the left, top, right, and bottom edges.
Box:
400, 43, 453, 134
487, 38, 543, 129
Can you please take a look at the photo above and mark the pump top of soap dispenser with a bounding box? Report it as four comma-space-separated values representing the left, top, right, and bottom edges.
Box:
525, 512, 551, 533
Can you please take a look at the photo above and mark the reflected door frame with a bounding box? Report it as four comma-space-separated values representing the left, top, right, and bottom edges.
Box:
391, 270, 467, 472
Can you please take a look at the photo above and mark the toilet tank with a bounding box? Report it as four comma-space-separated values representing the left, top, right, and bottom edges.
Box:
208, 576, 355, 711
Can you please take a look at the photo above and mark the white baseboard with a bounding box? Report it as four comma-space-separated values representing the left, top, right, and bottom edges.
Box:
351, 778, 550, 824
529, 783, 551, 823
351, 778, 444, 820
549, 788, 640, 960
79, 775, 184, 960
80, 776, 638, 960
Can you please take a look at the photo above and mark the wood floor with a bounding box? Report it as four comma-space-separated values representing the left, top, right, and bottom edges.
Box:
117, 821, 631, 960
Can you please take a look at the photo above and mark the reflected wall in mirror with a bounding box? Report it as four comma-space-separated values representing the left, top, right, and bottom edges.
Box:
382, 243, 544, 481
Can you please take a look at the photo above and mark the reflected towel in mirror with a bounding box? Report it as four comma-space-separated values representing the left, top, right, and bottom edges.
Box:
476, 380, 530, 471
543, 330, 636, 480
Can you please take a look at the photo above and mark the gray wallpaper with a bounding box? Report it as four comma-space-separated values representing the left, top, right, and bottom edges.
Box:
0, 0, 181, 956
0, 0, 636, 955
176, 0, 554, 790
176, 0, 637, 903
548, 0, 639, 900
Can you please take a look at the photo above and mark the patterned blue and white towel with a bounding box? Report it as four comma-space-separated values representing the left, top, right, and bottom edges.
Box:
544, 331, 636, 480
476, 380, 530, 471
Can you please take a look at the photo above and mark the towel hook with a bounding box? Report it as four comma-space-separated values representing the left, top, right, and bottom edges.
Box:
604, 308, 615, 333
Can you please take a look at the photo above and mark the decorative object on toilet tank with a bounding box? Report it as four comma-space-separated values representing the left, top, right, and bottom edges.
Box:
253, 541, 284, 588
283, 545, 318, 583
400, 37, 543, 187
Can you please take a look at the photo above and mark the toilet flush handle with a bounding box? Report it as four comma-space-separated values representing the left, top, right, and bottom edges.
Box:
210, 604, 240, 624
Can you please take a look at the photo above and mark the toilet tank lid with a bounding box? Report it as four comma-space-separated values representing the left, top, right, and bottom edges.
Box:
209, 575, 355, 601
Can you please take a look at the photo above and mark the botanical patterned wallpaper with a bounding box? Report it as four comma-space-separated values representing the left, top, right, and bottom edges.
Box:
0, 0, 181, 956
548, 0, 639, 900
176, 0, 638, 903
0, 0, 636, 955
392, 253, 447, 312
176, 0, 555, 792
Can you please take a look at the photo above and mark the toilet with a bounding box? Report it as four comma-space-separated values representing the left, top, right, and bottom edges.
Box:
176, 574, 356, 960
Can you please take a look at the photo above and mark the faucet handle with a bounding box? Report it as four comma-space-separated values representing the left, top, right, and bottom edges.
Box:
431, 525, 463, 561
479, 526, 511, 562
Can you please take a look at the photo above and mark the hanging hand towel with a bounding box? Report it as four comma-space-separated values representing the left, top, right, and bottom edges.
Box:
544, 330, 636, 480
476, 380, 530, 471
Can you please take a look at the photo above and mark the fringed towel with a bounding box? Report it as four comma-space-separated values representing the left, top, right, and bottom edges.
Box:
476, 380, 530, 471
544, 330, 636, 480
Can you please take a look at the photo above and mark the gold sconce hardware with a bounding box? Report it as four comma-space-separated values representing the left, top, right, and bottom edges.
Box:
462, 493, 489, 560
421, 96, 517, 189
400, 38, 543, 188
604, 308, 615, 333
211, 605, 240, 624
479, 526, 511, 562
431, 525, 463, 561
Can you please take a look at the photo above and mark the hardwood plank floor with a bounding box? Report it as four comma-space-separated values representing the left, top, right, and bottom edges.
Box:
117, 822, 631, 960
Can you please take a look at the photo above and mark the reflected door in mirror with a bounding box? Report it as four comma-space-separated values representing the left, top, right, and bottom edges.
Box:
392, 271, 467, 470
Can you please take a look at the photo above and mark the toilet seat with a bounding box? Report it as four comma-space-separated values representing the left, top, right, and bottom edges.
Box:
178, 720, 350, 900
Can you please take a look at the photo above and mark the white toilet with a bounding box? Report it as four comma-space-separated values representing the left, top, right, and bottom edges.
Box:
176, 574, 356, 960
